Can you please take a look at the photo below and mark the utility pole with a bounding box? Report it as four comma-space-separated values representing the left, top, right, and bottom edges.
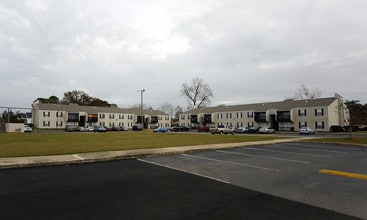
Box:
137, 89, 145, 130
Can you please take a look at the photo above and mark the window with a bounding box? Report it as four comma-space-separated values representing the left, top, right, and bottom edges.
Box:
109, 114, 115, 119
100, 122, 105, 126
299, 122, 307, 128
237, 112, 243, 119
119, 114, 124, 119
315, 108, 324, 116
100, 114, 105, 119
119, 122, 124, 127
315, 121, 324, 129
43, 121, 50, 127
248, 122, 254, 127
128, 115, 133, 120
226, 113, 232, 119
298, 109, 307, 117
247, 112, 254, 118
165, 116, 170, 120
180, 115, 185, 120
109, 122, 114, 127
217, 113, 223, 119
43, 111, 50, 117
56, 111, 63, 117
56, 121, 63, 127
237, 122, 243, 128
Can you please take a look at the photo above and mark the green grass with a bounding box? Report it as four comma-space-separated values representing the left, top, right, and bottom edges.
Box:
0, 132, 286, 157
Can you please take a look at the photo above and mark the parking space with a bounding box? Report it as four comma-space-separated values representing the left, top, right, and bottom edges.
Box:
140, 142, 367, 219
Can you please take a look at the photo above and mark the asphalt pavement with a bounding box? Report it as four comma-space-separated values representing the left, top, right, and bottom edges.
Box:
0, 159, 359, 220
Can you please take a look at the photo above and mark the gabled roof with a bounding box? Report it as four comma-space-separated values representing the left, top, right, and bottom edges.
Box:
184, 97, 338, 114
34, 103, 168, 116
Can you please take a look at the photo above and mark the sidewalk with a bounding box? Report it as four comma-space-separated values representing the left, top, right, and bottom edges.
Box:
0, 137, 314, 169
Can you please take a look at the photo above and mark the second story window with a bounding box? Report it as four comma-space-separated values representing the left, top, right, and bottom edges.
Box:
298, 109, 307, 116
315, 108, 324, 116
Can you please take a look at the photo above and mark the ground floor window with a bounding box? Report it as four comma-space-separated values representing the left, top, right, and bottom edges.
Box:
43, 121, 50, 127
315, 121, 324, 129
299, 122, 307, 128
56, 121, 63, 127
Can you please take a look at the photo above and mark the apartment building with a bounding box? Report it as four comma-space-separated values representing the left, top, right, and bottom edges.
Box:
179, 95, 349, 132
32, 102, 170, 129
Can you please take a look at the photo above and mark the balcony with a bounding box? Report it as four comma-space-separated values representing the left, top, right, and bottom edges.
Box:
277, 111, 291, 122
254, 112, 267, 122
190, 115, 198, 123
203, 114, 212, 123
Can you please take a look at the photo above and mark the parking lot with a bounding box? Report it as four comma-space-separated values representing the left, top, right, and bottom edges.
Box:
140, 142, 367, 219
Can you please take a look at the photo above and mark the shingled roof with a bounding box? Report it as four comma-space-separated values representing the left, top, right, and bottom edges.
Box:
34, 103, 168, 116
184, 97, 338, 114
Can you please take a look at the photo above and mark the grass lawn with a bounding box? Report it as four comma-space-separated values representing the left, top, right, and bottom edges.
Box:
0, 132, 286, 157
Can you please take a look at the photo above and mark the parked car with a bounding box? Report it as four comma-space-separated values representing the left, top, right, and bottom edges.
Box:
235, 127, 249, 133
248, 127, 260, 133
24, 125, 32, 133
210, 125, 235, 135
153, 127, 169, 133
86, 126, 94, 132
197, 126, 210, 132
171, 126, 190, 132
299, 127, 315, 135
94, 126, 107, 132
112, 126, 128, 131
65, 125, 77, 132
258, 127, 275, 134
76, 126, 87, 132
132, 125, 142, 131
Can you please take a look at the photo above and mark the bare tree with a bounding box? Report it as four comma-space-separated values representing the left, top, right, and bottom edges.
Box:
294, 84, 322, 100
181, 77, 213, 109
159, 102, 173, 115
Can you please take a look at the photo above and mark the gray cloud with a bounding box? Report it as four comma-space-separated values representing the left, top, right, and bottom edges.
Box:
1, 0, 366, 110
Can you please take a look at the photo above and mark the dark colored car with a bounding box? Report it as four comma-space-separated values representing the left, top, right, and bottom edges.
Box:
132, 125, 142, 131
248, 127, 260, 133
197, 126, 210, 132
65, 125, 77, 132
171, 126, 190, 132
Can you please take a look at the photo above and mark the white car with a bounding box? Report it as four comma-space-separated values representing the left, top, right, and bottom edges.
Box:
24, 125, 32, 133
299, 127, 315, 135
258, 127, 275, 134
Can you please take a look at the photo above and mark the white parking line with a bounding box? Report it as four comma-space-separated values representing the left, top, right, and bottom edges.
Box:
245, 147, 332, 158
138, 158, 231, 184
216, 150, 310, 164
182, 154, 279, 172
72, 154, 84, 160
268, 145, 347, 154
285, 143, 363, 151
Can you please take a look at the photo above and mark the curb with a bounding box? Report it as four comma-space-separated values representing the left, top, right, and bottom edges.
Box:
0, 137, 314, 170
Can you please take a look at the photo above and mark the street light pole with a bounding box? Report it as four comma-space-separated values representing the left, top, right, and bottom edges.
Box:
137, 89, 145, 130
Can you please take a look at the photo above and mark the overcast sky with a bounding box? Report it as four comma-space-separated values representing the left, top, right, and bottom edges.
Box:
1, 0, 367, 110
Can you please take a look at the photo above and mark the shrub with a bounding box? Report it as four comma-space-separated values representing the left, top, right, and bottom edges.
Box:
330, 126, 344, 132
